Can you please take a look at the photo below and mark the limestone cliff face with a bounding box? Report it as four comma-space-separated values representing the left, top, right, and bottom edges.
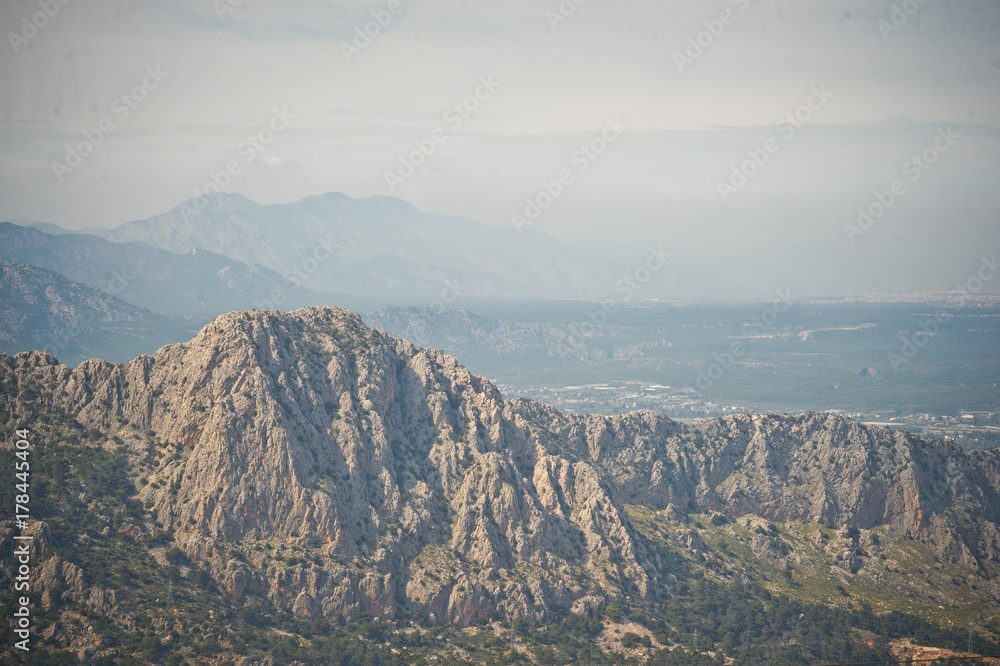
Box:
3, 306, 1000, 625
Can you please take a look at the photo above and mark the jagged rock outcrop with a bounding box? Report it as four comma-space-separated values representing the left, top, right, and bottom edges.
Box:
2, 306, 1000, 627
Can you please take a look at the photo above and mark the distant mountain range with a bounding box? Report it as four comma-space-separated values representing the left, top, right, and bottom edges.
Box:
0, 191, 749, 368
0, 257, 198, 363
0, 222, 330, 316
18, 192, 755, 301
97, 192, 619, 298
9, 191, 1000, 308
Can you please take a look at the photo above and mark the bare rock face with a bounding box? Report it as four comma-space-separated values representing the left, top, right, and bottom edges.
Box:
750, 533, 790, 563
36, 556, 86, 609
0, 519, 53, 561
3, 306, 1000, 626
674, 529, 705, 554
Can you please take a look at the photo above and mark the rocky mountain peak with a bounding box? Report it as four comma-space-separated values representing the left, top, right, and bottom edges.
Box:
4, 306, 1000, 628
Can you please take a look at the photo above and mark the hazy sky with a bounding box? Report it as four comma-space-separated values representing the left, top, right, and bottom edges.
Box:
1, 0, 998, 287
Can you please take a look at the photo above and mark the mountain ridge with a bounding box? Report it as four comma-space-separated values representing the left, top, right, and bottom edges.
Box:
0, 257, 198, 364
0, 307, 1000, 663
13, 192, 751, 300
3, 306, 998, 637
0, 221, 330, 316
